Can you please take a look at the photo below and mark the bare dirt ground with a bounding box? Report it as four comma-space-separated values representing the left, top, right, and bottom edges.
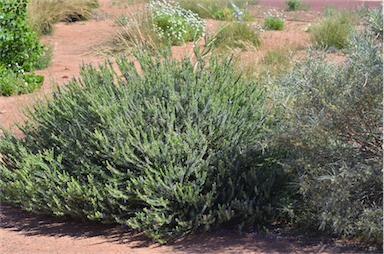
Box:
0, 0, 382, 253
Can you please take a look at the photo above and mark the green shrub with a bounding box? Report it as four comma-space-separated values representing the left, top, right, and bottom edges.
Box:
310, 10, 357, 50
263, 10, 285, 30
0, 51, 287, 243
0, 0, 45, 95
214, 22, 261, 51
276, 29, 383, 246
0, 0, 43, 72
286, 0, 308, 11
285, 0, 302, 11
148, 1, 205, 45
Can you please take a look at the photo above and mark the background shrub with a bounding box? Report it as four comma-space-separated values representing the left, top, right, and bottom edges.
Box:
263, 10, 285, 30
310, 10, 357, 50
0, 51, 287, 243
276, 27, 383, 246
149, 1, 205, 45
0, 0, 44, 95
285, 0, 307, 11
213, 22, 261, 51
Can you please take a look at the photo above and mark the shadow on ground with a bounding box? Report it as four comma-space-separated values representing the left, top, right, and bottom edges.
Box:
1, 203, 378, 254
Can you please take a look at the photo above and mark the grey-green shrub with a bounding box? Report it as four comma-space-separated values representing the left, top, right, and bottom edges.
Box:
276, 29, 383, 246
364, 5, 383, 40
0, 51, 286, 242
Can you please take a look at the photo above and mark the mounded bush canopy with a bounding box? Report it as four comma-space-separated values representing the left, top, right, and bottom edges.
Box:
0, 52, 286, 242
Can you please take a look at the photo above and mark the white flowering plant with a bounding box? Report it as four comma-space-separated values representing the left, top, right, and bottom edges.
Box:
263, 9, 286, 31
147, 0, 205, 45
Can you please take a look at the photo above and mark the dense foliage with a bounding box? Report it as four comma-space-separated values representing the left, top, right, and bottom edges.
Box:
276, 27, 383, 245
0, 0, 44, 96
0, 52, 287, 242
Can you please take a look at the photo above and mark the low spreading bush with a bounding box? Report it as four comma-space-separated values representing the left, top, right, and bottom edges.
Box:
0, 51, 287, 243
276, 28, 383, 246
213, 22, 261, 51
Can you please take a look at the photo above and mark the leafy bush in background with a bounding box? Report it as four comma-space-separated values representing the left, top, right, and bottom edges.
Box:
0, 51, 287, 243
0, 0, 43, 72
0, 0, 44, 96
276, 27, 383, 246
149, 1, 205, 45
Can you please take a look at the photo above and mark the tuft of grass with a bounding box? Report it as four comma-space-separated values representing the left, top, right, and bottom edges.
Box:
105, 8, 165, 55
310, 10, 358, 50
27, 0, 99, 35
213, 22, 262, 51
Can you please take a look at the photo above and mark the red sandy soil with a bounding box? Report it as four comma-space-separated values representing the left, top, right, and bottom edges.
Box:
0, 1, 381, 253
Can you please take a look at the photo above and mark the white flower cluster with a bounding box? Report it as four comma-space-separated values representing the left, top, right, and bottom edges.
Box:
147, 0, 205, 45
263, 9, 286, 22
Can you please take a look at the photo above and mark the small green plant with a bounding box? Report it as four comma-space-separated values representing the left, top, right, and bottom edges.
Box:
285, 0, 307, 11
310, 10, 357, 50
0, 66, 44, 96
34, 44, 53, 70
263, 9, 285, 30
214, 22, 261, 51
148, 1, 205, 45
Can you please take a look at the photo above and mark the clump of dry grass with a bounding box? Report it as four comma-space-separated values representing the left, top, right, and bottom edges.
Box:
97, 6, 168, 57
27, 0, 99, 35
